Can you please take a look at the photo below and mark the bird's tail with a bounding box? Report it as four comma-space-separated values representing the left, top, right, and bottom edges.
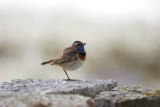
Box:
41, 59, 54, 65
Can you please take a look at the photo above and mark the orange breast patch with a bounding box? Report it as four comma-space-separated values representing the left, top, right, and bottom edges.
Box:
78, 54, 86, 61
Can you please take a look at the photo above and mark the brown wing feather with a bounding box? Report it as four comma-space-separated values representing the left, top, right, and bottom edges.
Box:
51, 47, 77, 65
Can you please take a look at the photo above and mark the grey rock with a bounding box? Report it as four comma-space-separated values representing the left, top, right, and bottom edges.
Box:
0, 93, 95, 107
95, 85, 160, 107
0, 79, 117, 97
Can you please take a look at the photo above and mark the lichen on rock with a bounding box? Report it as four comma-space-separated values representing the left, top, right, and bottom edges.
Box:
95, 85, 160, 107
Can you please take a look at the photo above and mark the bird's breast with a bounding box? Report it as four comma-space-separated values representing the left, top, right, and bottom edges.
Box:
78, 52, 86, 61
78, 54, 86, 61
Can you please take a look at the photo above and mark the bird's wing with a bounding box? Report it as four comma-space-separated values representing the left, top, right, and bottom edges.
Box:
51, 47, 77, 65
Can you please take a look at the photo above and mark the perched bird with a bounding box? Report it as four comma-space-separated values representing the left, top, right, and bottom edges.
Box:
41, 41, 86, 80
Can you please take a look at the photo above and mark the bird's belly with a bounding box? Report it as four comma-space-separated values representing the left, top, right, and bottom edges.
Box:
65, 59, 84, 71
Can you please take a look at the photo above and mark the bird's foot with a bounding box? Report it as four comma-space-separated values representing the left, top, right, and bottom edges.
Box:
63, 78, 80, 81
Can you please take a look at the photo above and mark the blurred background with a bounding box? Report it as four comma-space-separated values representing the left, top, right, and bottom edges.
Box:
0, 0, 160, 89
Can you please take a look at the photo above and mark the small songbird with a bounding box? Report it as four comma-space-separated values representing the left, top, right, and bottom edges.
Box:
41, 41, 86, 80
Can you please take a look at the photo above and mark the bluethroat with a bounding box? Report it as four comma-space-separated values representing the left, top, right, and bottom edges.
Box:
41, 41, 86, 80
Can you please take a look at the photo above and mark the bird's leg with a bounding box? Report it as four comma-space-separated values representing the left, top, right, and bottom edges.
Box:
63, 69, 71, 80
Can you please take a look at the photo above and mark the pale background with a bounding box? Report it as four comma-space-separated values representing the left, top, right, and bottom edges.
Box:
0, 0, 160, 89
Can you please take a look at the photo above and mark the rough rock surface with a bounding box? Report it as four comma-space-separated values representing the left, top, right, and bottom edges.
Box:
0, 79, 117, 97
0, 93, 95, 107
1, 79, 160, 107
95, 85, 160, 107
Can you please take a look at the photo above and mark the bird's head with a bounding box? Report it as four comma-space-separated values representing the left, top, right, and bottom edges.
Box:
72, 41, 86, 52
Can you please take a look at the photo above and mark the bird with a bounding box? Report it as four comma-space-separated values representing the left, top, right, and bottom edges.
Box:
41, 41, 86, 80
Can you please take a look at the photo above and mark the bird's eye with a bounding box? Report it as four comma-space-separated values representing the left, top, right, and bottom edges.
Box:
76, 44, 81, 46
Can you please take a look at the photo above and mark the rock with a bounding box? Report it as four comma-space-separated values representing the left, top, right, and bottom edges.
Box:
0, 79, 117, 97
95, 85, 160, 107
0, 93, 95, 107
2, 79, 159, 107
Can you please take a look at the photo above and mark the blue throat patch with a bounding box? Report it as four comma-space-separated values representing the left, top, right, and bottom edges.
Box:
77, 46, 86, 54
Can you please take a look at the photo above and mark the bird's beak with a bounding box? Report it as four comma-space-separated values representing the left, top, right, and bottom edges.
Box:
83, 43, 86, 45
